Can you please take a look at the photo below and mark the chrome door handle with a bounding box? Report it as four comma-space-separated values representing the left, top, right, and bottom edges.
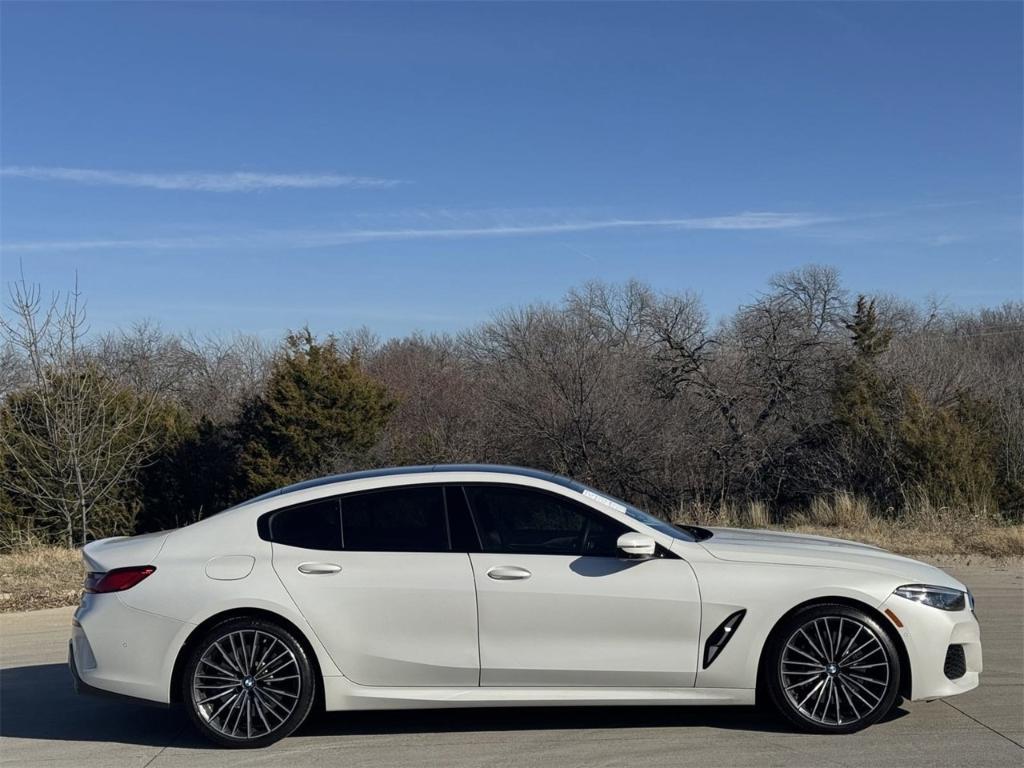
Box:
486, 565, 531, 581
297, 562, 342, 575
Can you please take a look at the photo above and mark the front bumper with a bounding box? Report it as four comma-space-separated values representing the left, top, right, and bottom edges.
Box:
879, 593, 982, 700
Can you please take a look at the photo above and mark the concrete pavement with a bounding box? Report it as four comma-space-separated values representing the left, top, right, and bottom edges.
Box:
1, 561, 1021, 767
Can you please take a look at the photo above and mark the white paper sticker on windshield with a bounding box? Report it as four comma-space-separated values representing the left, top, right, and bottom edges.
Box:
581, 489, 628, 513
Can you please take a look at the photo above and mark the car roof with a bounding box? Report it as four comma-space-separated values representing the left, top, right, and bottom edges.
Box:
237, 464, 583, 507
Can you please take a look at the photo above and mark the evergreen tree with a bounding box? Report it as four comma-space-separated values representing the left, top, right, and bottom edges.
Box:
234, 329, 395, 497
845, 296, 892, 358
135, 415, 241, 532
832, 296, 1001, 512
895, 391, 999, 512
833, 296, 895, 464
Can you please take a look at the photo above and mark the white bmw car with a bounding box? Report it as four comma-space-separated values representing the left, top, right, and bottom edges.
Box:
70, 464, 982, 747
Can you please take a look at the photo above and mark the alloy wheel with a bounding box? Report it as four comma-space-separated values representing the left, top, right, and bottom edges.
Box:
779, 615, 891, 727
191, 629, 302, 741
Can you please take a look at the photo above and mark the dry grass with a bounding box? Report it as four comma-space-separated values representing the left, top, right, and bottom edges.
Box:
0, 545, 83, 613
806, 492, 873, 528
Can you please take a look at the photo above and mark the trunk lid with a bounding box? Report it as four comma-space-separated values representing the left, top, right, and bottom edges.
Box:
81, 530, 171, 573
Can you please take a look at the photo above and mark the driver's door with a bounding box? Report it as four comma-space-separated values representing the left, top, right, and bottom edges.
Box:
460, 484, 702, 687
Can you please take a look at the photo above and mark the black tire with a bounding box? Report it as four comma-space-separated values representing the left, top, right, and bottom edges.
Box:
181, 617, 316, 748
764, 603, 901, 734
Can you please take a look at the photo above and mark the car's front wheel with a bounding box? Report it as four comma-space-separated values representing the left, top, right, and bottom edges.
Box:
765, 603, 901, 734
182, 617, 316, 748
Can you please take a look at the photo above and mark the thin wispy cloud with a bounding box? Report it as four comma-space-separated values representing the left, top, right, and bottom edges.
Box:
0, 211, 835, 253
0, 166, 405, 191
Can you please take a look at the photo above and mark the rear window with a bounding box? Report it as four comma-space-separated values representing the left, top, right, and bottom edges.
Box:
341, 486, 448, 552
266, 498, 342, 550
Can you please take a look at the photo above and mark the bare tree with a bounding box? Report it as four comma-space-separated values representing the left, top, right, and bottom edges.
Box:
566, 279, 658, 348
367, 334, 484, 464
638, 266, 846, 503
462, 302, 678, 504
0, 341, 27, 401
96, 325, 273, 423
0, 277, 160, 545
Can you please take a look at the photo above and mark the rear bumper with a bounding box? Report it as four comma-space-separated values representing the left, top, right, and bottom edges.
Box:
878, 593, 982, 700
68, 640, 168, 708
70, 592, 189, 704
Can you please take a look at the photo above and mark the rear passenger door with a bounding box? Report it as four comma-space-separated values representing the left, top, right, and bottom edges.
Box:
268, 485, 479, 687
462, 483, 702, 687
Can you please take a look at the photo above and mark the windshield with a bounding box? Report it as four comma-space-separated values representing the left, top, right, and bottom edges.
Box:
576, 485, 701, 543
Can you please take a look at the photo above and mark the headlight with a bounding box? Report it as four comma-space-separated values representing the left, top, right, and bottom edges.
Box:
894, 584, 966, 611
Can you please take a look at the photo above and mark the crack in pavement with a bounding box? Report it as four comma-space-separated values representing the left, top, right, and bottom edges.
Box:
143, 723, 189, 767
942, 699, 1024, 750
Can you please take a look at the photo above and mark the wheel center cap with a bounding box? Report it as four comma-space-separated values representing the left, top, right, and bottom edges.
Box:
826, 663, 838, 676
242, 676, 255, 689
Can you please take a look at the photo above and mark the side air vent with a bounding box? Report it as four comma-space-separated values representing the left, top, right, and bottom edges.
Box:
703, 610, 746, 668
944, 644, 967, 680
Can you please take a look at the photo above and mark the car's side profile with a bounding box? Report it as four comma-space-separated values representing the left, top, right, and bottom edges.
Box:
69, 465, 982, 747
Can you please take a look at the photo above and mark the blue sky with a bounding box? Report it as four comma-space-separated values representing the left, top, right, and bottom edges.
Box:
1, 1, 1021, 338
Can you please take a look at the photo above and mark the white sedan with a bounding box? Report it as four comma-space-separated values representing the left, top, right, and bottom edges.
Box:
69, 465, 982, 747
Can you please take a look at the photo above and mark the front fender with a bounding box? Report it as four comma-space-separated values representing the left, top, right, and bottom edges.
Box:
689, 559, 897, 690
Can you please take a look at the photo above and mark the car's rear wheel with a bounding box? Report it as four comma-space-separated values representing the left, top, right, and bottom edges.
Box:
765, 604, 901, 734
182, 617, 315, 748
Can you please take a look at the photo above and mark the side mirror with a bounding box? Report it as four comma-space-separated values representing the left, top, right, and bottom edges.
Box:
617, 532, 656, 559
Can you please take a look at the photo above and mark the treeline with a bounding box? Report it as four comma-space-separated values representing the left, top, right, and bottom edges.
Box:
1, 265, 1021, 548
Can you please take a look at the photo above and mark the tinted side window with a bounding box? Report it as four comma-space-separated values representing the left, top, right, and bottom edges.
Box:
581, 510, 630, 557
267, 498, 342, 550
465, 485, 627, 556
341, 486, 448, 552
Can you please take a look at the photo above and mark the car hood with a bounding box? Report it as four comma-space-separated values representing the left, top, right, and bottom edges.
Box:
698, 527, 965, 590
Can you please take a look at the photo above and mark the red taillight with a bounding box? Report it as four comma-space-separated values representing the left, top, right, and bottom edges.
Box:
84, 565, 156, 593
